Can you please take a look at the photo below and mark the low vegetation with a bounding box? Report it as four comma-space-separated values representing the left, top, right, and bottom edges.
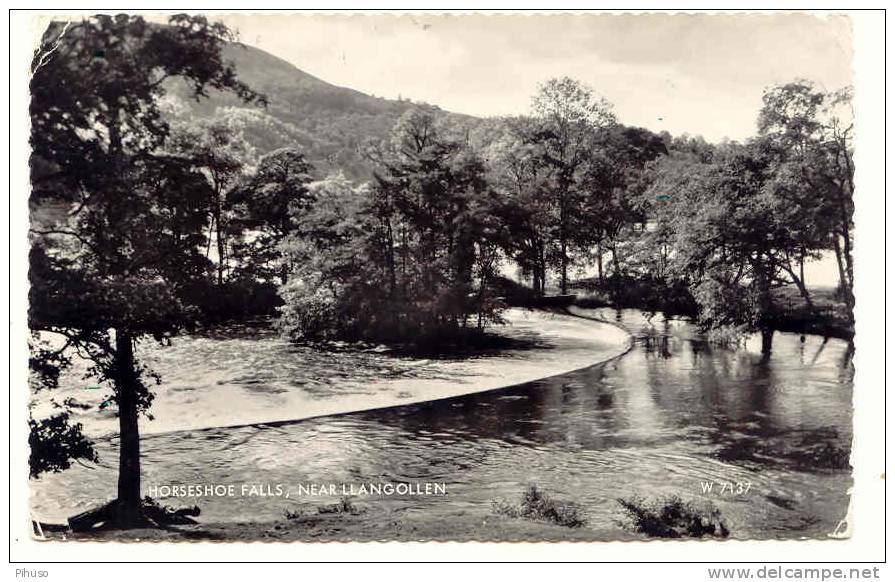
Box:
616, 495, 729, 539
492, 484, 587, 528
283, 496, 364, 520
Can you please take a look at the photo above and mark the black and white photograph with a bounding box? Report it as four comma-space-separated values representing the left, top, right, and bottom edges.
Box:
9, 7, 886, 563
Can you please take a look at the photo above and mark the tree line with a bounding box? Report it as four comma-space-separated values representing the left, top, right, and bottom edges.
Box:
27, 15, 854, 527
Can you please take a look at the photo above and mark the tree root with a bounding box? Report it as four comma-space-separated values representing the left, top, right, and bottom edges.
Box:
68, 497, 200, 532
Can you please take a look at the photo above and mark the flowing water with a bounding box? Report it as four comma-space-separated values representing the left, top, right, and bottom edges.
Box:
29, 308, 853, 540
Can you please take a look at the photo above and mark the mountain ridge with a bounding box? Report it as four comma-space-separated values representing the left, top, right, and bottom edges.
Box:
165, 41, 474, 180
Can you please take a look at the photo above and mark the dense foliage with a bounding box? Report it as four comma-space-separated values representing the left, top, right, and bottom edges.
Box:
279, 107, 505, 342
29, 14, 265, 525
27, 14, 854, 531
639, 82, 854, 349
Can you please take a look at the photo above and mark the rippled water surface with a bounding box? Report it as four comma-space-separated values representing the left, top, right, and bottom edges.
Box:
31, 308, 853, 540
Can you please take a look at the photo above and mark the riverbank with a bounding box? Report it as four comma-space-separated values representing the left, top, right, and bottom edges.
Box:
50, 508, 625, 542
767, 286, 854, 341
33, 307, 852, 543
570, 279, 854, 341
31, 308, 634, 527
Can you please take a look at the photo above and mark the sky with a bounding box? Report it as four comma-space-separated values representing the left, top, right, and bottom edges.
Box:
212, 12, 853, 143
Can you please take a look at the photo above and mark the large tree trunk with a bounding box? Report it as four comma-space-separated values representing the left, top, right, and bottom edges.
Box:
793, 276, 815, 312
596, 243, 604, 284
610, 245, 621, 302
836, 148, 856, 304
833, 237, 846, 293
115, 330, 142, 527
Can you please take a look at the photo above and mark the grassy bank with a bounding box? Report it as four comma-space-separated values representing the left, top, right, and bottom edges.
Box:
43, 488, 735, 543
568, 276, 854, 341
767, 286, 854, 341
50, 510, 614, 542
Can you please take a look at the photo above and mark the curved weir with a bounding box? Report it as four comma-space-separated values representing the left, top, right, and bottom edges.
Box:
33, 308, 632, 438
30, 308, 853, 538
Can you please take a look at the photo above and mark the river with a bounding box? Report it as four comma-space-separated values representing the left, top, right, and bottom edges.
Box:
29, 308, 853, 540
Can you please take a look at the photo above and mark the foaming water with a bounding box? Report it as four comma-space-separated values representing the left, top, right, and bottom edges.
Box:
30, 308, 629, 436
30, 308, 853, 540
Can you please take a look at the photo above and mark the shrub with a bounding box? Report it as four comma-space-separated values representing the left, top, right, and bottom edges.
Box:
616, 495, 729, 538
283, 496, 364, 520
572, 273, 698, 317
317, 496, 363, 515
492, 484, 587, 528
283, 508, 304, 520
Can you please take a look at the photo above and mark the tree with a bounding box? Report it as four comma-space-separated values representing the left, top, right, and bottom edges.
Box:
279, 107, 505, 342
373, 107, 496, 332
29, 14, 263, 527
757, 81, 855, 316
645, 142, 809, 354
278, 175, 387, 339
28, 334, 98, 478
529, 77, 616, 293
632, 137, 718, 286
579, 125, 667, 286
486, 117, 554, 294
167, 115, 256, 286
230, 148, 314, 285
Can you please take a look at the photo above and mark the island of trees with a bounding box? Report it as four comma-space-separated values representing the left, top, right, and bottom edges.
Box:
28, 15, 854, 528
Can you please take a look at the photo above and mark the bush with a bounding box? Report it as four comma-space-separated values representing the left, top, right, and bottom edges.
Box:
277, 277, 344, 340
317, 496, 363, 515
180, 277, 281, 322
283, 508, 304, 520
616, 495, 729, 538
283, 496, 364, 520
489, 275, 543, 307
492, 484, 587, 528
704, 324, 750, 348
572, 273, 698, 316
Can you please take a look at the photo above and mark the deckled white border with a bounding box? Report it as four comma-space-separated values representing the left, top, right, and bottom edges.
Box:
6, 3, 887, 566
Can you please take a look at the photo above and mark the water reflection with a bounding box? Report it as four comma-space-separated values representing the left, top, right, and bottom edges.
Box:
30, 309, 853, 540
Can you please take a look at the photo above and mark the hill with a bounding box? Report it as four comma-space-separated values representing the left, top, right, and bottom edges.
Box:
164, 42, 472, 180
